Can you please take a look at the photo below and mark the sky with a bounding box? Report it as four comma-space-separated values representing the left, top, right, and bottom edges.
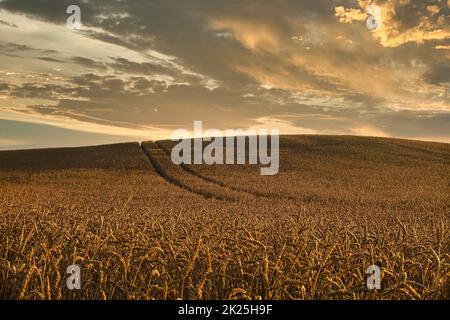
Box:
0, 0, 449, 149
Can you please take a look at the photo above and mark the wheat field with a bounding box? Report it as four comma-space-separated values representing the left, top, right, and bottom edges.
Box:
0, 136, 449, 300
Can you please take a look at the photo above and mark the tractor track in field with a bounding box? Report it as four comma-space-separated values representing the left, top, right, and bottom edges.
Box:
154, 141, 272, 199
142, 141, 301, 202
140, 142, 238, 201
154, 141, 300, 201
141, 141, 317, 202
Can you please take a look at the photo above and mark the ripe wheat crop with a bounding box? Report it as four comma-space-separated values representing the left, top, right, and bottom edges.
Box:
0, 137, 449, 300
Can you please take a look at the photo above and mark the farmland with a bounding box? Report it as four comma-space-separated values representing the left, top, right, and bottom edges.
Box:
0, 135, 449, 299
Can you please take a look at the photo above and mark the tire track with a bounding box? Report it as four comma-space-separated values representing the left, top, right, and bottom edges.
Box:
141, 142, 238, 201
155, 141, 299, 201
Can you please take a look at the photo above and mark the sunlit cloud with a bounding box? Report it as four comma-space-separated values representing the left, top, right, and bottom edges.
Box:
0, 107, 172, 140
434, 45, 450, 50
335, 1, 450, 48
334, 6, 367, 24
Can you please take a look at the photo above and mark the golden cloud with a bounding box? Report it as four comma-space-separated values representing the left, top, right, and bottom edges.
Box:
210, 19, 282, 53
434, 45, 450, 50
334, 6, 367, 24
336, 1, 450, 48
426, 5, 440, 16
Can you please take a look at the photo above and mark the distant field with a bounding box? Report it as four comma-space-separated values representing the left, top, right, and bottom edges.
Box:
0, 136, 449, 299
158, 135, 450, 205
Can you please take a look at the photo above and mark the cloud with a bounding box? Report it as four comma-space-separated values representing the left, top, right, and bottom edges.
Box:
334, 6, 367, 24
71, 56, 107, 70
0, 19, 17, 28
423, 63, 450, 85
0, 42, 34, 52
335, 1, 450, 48
0, 0, 449, 144
37, 56, 65, 63
434, 45, 450, 50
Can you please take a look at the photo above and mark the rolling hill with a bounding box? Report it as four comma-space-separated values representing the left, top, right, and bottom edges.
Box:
0, 135, 448, 300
